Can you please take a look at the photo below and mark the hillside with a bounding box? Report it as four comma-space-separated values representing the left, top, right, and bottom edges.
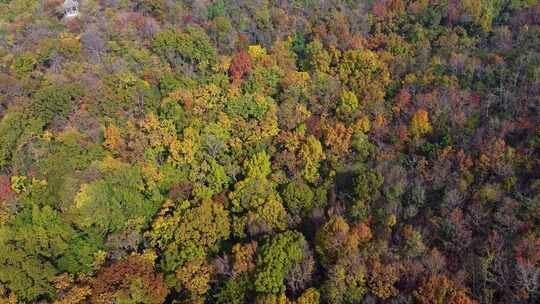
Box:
0, 1, 539, 303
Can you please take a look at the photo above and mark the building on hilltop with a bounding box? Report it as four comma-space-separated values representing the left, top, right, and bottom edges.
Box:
63, 0, 79, 18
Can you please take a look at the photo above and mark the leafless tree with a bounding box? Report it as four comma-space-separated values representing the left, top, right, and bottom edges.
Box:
286, 245, 316, 295
515, 262, 540, 296
81, 28, 107, 63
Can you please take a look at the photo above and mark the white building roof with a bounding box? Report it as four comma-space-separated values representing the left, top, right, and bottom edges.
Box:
63, 0, 79, 9
63, 0, 79, 18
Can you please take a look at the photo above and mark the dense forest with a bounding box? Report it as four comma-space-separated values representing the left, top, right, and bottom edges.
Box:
0, 0, 539, 303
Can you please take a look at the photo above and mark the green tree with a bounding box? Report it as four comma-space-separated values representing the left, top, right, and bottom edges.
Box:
0, 239, 57, 302
214, 274, 251, 304
281, 180, 314, 215
0, 205, 74, 301
351, 132, 375, 162
11, 53, 36, 77
229, 152, 289, 236
148, 199, 230, 274
207, 0, 226, 20
0, 111, 32, 171
57, 234, 103, 274
69, 161, 163, 237
254, 231, 307, 294
153, 26, 217, 72
354, 168, 384, 202
225, 94, 272, 121
32, 84, 82, 124
32, 130, 105, 210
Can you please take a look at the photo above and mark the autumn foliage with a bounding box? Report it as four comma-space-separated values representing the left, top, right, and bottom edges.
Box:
0, 0, 538, 303
91, 255, 168, 304
229, 49, 252, 83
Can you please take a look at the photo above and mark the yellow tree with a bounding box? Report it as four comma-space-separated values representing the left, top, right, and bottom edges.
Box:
410, 109, 432, 138
334, 49, 391, 109
229, 152, 288, 236
299, 136, 325, 184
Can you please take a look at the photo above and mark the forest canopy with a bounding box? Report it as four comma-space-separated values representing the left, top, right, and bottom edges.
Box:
0, 0, 539, 303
